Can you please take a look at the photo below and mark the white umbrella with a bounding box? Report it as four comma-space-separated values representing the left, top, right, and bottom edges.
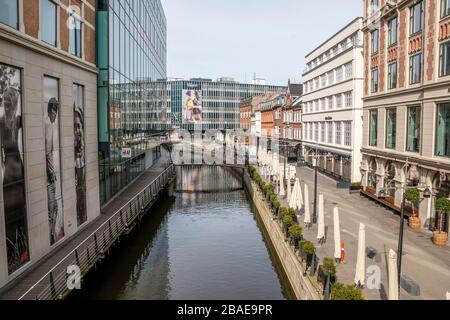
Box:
317, 194, 325, 242
286, 176, 292, 201
354, 223, 366, 287
304, 184, 311, 226
388, 249, 399, 300
289, 179, 298, 209
279, 176, 286, 196
333, 207, 341, 260
296, 179, 304, 210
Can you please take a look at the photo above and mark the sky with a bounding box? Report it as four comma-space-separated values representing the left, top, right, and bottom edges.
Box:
162, 0, 363, 86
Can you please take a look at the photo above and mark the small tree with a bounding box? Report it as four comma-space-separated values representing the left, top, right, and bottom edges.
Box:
331, 283, 364, 300
288, 225, 303, 245
405, 188, 420, 217
322, 257, 336, 277
435, 197, 450, 233
300, 240, 316, 256
283, 214, 294, 228
288, 208, 297, 217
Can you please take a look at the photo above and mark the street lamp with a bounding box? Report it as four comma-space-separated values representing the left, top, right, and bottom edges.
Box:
312, 144, 319, 224
379, 182, 432, 297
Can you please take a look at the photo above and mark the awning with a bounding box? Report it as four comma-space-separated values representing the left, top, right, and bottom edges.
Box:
303, 143, 351, 158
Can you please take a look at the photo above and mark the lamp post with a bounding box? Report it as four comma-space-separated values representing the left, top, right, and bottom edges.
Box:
379, 182, 432, 296
312, 144, 318, 224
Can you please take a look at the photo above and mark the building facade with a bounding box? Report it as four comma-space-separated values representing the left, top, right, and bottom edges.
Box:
302, 18, 364, 183
361, 0, 450, 233
97, 0, 167, 205
167, 78, 286, 131
0, 0, 100, 288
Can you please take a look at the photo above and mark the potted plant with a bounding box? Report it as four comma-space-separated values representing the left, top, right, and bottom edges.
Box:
405, 188, 421, 230
349, 182, 363, 194
318, 257, 337, 286
433, 197, 450, 246
283, 215, 294, 237
288, 225, 303, 248
331, 282, 364, 300
299, 240, 316, 268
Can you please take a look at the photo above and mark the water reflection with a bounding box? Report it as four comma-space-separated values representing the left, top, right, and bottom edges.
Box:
71, 166, 292, 300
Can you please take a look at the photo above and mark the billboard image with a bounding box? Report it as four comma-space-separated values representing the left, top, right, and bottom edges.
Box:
182, 90, 202, 124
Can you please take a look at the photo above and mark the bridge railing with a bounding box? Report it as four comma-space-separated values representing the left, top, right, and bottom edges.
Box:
18, 164, 176, 300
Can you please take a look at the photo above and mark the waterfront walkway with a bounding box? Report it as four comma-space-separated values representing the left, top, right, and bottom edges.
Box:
0, 152, 171, 300
260, 163, 450, 300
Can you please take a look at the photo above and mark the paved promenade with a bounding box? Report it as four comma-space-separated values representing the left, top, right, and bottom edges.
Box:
260, 163, 450, 300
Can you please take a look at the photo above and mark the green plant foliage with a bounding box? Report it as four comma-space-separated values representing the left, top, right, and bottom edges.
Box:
331, 283, 364, 300
351, 182, 363, 188
273, 200, 281, 210
288, 225, 303, 240
283, 214, 294, 227
322, 257, 336, 276
288, 208, 297, 217
435, 197, 450, 214
300, 240, 316, 255
405, 188, 420, 206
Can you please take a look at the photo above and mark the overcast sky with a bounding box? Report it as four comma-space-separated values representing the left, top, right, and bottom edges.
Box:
162, 0, 363, 86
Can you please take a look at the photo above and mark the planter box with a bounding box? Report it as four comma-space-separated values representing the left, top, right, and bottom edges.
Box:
349, 186, 363, 194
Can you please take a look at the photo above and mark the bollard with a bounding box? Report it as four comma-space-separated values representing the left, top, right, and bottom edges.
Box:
340, 242, 345, 264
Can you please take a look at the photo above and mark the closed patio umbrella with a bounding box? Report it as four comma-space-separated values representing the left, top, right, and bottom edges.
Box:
286, 176, 292, 201
388, 249, 399, 300
279, 175, 286, 196
333, 207, 341, 261
289, 179, 298, 209
304, 184, 311, 227
317, 194, 325, 243
354, 223, 366, 288
296, 179, 304, 210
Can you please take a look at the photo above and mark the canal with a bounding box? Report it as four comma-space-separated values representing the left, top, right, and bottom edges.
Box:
70, 166, 294, 300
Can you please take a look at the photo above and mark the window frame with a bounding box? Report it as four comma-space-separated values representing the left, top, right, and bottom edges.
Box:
410, 1, 424, 35
369, 110, 378, 147
69, 15, 83, 58
371, 68, 379, 93
406, 105, 421, 153
0, 0, 19, 29
388, 61, 398, 89
371, 29, 379, 55
439, 40, 450, 77
441, 0, 450, 18
40, 0, 58, 47
385, 108, 397, 149
435, 102, 450, 158
409, 52, 422, 84
388, 16, 398, 46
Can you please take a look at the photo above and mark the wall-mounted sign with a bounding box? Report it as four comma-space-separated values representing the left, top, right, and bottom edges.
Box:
121, 148, 132, 158
325, 117, 333, 121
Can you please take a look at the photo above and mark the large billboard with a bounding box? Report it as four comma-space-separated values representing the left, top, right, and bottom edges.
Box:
0, 63, 30, 274
182, 90, 202, 124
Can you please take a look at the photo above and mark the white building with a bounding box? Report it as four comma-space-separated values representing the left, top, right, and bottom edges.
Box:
301, 17, 364, 183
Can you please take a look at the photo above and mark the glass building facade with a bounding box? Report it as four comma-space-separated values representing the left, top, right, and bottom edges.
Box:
167, 78, 286, 131
97, 0, 167, 204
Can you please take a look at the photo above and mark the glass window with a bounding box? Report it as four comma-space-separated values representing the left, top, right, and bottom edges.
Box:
336, 94, 342, 108
327, 122, 333, 144
439, 41, 450, 77
336, 67, 343, 82
371, 68, 379, 93
388, 61, 398, 89
40, 0, 57, 46
435, 103, 450, 157
320, 122, 325, 142
345, 62, 353, 79
386, 108, 397, 149
335, 122, 342, 145
371, 29, 379, 54
344, 122, 352, 147
345, 92, 352, 107
328, 96, 334, 110
410, 53, 422, 84
0, 0, 18, 29
369, 110, 378, 147
388, 17, 398, 46
410, 1, 424, 35
69, 17, 82, 58
406, 106, 421, 153
443, 0, 450, 17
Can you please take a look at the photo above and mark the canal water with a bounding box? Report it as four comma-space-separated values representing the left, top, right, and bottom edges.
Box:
71, 166, 294, 300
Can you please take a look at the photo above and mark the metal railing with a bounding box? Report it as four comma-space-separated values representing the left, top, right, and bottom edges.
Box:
18, 164, 176, 300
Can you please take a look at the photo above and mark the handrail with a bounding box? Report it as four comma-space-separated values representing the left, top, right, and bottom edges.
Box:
18, 164, 175, 300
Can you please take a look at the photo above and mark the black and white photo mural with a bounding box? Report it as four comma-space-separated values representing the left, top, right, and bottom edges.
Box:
0, 63, 29, 274
44, 76, 64, 245
73, 84, 87, 226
